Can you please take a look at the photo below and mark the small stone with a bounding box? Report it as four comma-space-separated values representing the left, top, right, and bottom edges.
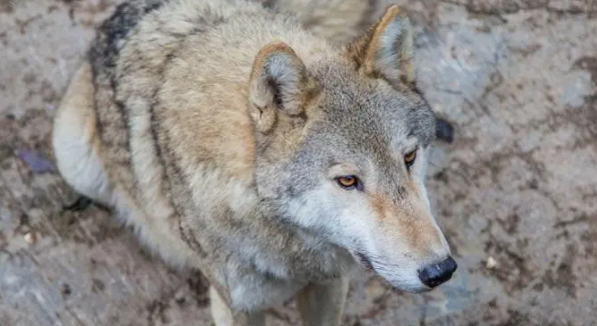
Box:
174, 290, 186, 305
436, 118, 455, 143
486, 256, 497, 269
61, 284, 72, 297
17, 149, 55, 173
24, 232, 35, 244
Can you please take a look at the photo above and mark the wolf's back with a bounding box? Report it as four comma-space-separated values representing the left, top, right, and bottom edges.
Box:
258, 0, 376, 44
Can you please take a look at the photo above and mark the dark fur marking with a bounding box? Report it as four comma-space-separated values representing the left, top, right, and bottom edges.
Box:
148, 89, 192, 252
262, 0, 278, 9
89, 63, 105, 137
88, 0, 170, 201
145, 18, 231, 257
97, 0, 166, 68
150, 85, 207, 257
267, 76, 284, 109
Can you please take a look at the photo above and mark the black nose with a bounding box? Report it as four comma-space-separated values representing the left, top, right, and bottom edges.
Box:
418, 256, 458, 288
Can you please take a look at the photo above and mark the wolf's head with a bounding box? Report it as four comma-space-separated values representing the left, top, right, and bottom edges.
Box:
248, 5, 456, 292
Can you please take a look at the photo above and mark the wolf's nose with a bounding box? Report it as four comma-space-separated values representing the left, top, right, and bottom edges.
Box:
418, 256, 457, 288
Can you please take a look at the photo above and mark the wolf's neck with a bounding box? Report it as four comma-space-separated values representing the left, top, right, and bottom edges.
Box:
231, 202, 358, 280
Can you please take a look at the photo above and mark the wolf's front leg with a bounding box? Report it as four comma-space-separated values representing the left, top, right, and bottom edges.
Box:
296, 278, 349, 326
209, 286, 265, 326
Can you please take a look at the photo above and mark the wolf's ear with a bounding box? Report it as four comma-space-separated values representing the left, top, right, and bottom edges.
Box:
249, 42, 319, 133
345, 5, 415, 88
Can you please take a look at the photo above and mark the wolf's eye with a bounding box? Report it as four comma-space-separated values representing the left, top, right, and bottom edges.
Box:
336, 175, 360, 190
404, 150, 417, 167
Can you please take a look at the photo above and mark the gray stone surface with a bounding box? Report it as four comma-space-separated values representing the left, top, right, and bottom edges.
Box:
0, 0, 596, 325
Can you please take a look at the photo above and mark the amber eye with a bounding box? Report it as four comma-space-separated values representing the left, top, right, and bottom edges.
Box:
336, 175, 360, 190
404, 150, 417, 167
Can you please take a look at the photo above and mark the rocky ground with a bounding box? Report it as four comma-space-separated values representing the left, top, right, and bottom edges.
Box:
1, 0, 596, 325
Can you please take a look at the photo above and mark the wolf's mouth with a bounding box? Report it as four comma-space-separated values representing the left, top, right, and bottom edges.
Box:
355, 252, 374, 271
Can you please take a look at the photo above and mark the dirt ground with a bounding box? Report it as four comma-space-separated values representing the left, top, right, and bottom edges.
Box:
0, 0, 596, 325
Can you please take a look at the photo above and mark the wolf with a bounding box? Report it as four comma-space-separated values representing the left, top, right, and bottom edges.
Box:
52, 0, 457, 325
